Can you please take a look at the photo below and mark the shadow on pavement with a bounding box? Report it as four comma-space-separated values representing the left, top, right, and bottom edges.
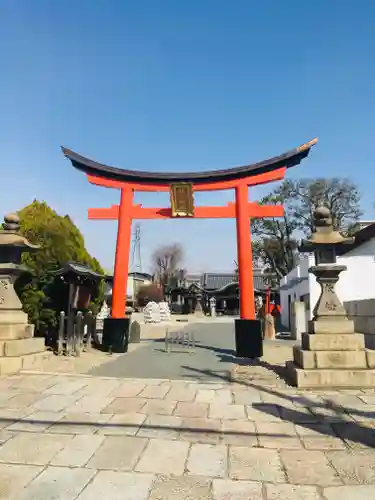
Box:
0, 416, 286, 442
180, 364, 375, 449
191, 342, 292, 383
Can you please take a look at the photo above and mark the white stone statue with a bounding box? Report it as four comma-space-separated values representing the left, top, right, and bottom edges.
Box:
209, 296, 216, 317
159, 301, 171, 322
143, 301, 161, 323
97, 300, 110, 320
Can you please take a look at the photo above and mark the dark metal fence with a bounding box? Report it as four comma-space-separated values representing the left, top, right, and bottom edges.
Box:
164, 327, 196, 353
57, 310, 96, 356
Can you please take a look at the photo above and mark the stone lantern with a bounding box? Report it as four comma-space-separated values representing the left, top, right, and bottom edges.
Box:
287, 206, 375, 388
299, 206, 354, 333
0, 213, 45, 374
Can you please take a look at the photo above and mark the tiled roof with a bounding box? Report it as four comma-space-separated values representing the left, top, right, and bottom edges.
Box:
55, 262, 104, 279
339, 222, 375, 255
201, 271, 270, 291
201, 273, 236, 290
254, 273, 268, 291
185, 273, 202, 286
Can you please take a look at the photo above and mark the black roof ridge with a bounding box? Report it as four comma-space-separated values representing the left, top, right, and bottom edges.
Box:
62, 139, 317, 185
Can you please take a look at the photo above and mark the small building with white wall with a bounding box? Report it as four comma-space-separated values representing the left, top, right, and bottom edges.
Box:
280, 223, 375, 345
104, 271, 153, 305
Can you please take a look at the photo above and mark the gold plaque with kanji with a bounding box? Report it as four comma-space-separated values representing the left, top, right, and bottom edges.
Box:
169, 183, 194, 217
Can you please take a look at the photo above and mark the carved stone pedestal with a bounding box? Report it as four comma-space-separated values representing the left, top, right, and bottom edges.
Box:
0, 274, 46, 375
287, 264, 375, 388
287, 332, 375, 388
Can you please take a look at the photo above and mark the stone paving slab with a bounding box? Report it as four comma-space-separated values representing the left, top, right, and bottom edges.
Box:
137, 415, 182, 440
0, 432, 72, 466
186, 443, 227, 478
86, 435, 148, 471
77, 470, 155, 500
280, 449, 342, 486
97, 412, 147, 436
135, 438, 190, 475
5, 411, 62, 433
230, 446, 286, 483
149, 475, 211, 500
265, 483, 322, 500
323, 484, 375, 500
48, 412, 112, 435
327, 449, 375, 484
50, 434, 105, 467
212, 479, 263, 499
0, 372, 375, 498
0, 463, 42, 499
17, 466, 96, 500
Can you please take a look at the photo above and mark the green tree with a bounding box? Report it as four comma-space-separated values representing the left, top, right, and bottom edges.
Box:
279, 178, 362, 234
14, 200, 104, 334
251, 178, 362, 279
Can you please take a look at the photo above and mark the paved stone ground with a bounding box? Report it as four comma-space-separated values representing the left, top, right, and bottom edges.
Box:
90, 323, 237, 380
89, 323, 295, 380
38, 321, 294, 380
0, 370, 375, 499
39, 350, 124, 375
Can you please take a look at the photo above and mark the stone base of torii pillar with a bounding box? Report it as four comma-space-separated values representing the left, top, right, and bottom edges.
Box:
287, 264, 375, 388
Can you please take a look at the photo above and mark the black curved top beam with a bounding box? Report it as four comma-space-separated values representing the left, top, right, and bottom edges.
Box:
62, 138, 317, 185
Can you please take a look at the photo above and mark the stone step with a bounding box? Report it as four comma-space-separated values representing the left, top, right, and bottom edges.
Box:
0, 337, 45, 357
366, 349, 375, 368
302, 332, 365, 351
286, 362, 375, 388
0, 323, 34, 340
308, 319, 354, 335
0, 351, 50, 375
293, 346, 370, 370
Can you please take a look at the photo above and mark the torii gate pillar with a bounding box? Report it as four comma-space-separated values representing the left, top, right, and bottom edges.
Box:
235, 182, 256, 320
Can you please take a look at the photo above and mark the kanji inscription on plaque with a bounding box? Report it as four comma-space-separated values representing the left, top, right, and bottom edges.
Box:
169, 183, 195, 217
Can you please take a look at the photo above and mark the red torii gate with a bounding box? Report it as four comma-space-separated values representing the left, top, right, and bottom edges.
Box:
63, 139, 317, 357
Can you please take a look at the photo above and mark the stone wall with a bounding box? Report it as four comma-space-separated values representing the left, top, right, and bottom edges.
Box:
344, 299, 375, 348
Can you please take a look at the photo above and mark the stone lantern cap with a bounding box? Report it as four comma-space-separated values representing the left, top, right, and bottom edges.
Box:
299, 205, 353, 252
0, 213, 39, 249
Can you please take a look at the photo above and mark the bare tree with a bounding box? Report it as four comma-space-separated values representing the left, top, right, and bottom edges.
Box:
152, 243, 184, 286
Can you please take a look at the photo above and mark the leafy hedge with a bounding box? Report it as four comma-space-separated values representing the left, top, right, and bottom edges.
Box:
136, 284, 164, 306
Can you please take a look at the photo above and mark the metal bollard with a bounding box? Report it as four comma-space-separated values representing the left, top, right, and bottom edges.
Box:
184, 332, 190, 349
165, 327, 170, 352
177, 332, 183, 347
190, 331, 195, 349
85, 311, 93, 352
66, 312, 74, 356
57, 311, 65, 355
74, 311, 83, 357
164, 328, 195, 353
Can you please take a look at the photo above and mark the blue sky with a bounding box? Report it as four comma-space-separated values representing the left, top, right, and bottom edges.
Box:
1, 1, 374, 273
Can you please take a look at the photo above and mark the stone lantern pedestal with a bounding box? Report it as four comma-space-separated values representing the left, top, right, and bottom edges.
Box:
0, 214, 46, 375
287, 264, 375, 388
287, 207, 375, 388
